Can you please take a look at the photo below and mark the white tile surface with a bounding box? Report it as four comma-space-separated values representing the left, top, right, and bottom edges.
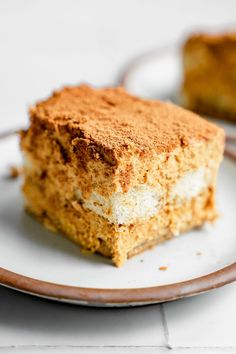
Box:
165, 282, 236, 348
0, 287, 164, 347
0, 0, 236, 131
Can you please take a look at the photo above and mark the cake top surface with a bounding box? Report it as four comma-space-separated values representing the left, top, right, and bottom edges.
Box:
185, 31, 236, 46
30, 85, 223, 157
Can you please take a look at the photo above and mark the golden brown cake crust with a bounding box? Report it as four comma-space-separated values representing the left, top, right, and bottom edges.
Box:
184, 31, 236, 73
30, 85, 221, 161
182, 31, 236, 121
184, 32, 236, 46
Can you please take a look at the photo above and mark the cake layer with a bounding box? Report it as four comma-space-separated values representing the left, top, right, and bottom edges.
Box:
23, 173, 217, 266
23, 149, 218, 226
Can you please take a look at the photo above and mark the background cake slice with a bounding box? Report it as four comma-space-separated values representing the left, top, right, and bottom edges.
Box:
181, 32, 236, 121
20, 85, 224, 266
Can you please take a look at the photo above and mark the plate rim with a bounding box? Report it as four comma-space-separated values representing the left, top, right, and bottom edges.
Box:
1, 263, 236, 305
118, 43, 180, 88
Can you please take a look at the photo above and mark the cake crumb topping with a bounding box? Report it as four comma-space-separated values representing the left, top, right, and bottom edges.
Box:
159, 266, 168, 271
30, 85, 222, 159
8, 165, 23, 179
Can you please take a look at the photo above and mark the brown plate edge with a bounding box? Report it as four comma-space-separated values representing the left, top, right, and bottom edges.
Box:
0, 263, 236, 306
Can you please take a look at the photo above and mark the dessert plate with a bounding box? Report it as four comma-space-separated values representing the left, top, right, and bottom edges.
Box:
0, 133, 236, 307
120, 45, 182, 101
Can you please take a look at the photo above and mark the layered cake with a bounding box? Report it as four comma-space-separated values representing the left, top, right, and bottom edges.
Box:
20, 85, 224, 266
182, 32, 236, 121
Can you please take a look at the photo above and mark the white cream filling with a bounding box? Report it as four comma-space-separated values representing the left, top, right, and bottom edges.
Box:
75, 185, 160, 225
75, 167, 210, 225
170, 167, 208, 200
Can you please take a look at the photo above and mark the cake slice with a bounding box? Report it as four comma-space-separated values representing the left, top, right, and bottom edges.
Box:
20, 85, 224, 266
181, 32, 236, 121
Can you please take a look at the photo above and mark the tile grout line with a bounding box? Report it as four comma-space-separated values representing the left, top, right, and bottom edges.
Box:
160, 303, 171, 350
173, 346, 236, 350
1, 345, 236, 350
0, 345, 165, 350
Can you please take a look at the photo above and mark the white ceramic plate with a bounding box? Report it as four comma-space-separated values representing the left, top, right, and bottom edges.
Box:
120, 45, 182, 101
0, 133, 236, 307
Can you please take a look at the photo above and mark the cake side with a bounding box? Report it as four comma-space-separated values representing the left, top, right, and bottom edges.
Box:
182, 32, 236, 121
21, 125, 223, 226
